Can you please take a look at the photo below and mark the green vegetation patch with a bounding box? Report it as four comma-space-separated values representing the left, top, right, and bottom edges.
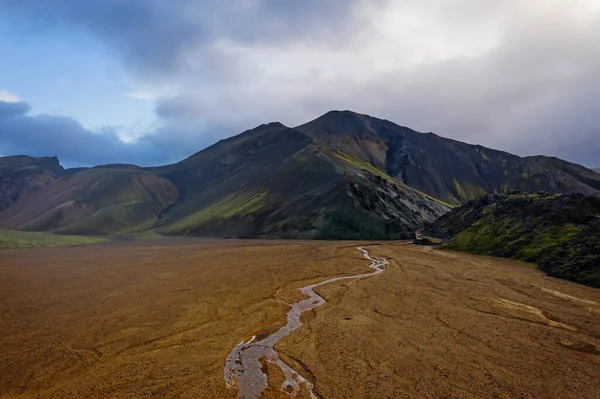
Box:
452, 179, 488, 202
427, 193, 600, 287
0, 229, 105, 249
164, 191, 268, 235
55, 201, 162, 236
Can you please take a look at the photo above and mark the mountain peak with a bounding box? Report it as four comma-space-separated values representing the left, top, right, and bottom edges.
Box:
295, 110, 381, 139
320, 109, 362, 117
263, 121, 286, 128
310, 109, 373, 124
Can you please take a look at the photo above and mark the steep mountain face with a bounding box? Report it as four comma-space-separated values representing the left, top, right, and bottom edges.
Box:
151, 122, 448, 239
425, 193, 600, 287
0, 168, 178, 235
0, 156, 65, 211
298, 111, 600, 205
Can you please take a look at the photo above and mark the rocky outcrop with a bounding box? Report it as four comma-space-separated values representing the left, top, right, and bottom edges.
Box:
347, 175, 448, 228
0, 156, 65, 211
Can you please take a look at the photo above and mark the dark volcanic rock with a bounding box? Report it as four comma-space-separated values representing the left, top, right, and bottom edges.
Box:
412, 238, 437, 246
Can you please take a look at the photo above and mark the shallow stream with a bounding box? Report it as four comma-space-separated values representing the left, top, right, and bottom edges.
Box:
224, 246, 389, 398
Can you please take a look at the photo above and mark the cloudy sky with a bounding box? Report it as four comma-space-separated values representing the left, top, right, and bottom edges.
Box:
0, 0, 598, 167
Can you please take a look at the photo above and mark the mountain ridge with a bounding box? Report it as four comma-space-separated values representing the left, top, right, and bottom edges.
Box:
1, 110, 598, 239
295, 111, 600, 205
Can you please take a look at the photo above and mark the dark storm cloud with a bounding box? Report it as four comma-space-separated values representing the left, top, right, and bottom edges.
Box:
0, 0, 205, 74
0, 0, 367, 75
0, 101, 223, 166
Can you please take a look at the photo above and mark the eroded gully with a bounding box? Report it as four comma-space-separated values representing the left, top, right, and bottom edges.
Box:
224, 247, 389, 399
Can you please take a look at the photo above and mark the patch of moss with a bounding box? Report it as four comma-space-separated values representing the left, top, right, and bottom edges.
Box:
453, 179, 487, 201
55, 200, 166, 236
453, 179, 467, 200
430, 193, 600, 287
165, 191, 267, 235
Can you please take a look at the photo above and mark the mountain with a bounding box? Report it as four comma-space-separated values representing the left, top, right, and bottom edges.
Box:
0, 168, 178, 235
0, 110, 599, 239
425, 193, 600, 287
594, 168, 600, 174
150, 122, 448, 239
297, 111, 600, 205
0, 156, 65, 211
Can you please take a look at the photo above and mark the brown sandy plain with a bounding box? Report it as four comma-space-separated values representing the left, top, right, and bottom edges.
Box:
1, 239, 599, 399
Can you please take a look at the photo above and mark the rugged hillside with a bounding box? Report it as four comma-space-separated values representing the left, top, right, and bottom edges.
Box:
594, 168, 600, 174
1, 110, 598, 239
298, 111, 600, 205
0, 156, 65, 211
0, 168, 178, 235
425, 193, 600, 287
151, 122, 448, 239
144, 111, 599, 239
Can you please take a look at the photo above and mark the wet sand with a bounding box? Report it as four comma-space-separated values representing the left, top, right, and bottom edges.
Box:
0, 239, 599, 398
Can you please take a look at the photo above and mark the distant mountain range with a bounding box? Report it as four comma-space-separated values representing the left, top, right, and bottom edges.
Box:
1, 110, 599, 239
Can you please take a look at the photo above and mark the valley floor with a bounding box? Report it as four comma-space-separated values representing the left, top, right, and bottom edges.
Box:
0, 239, 599, 398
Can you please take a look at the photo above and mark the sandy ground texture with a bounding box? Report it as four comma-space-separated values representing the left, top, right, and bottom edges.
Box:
0, 239, 599, 398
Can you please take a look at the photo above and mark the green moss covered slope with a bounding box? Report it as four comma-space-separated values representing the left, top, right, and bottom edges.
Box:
426, 193, 600, 287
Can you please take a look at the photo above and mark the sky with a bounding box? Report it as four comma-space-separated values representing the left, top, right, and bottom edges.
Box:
0, 0, 599, 167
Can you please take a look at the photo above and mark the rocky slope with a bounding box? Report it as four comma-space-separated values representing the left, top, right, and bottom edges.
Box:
0, 156, 65, 211
425, 193, 600, 287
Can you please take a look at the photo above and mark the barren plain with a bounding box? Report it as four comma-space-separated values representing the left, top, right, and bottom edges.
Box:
1, 239, 599, 398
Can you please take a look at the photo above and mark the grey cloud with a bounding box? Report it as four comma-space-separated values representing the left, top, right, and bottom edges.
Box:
360, 8, 600, 166
0, 101, 30, 118
0, 0, 205, 74
155, 96, 208, 120
0, 101, 225, 167
0, 0, 371, 75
